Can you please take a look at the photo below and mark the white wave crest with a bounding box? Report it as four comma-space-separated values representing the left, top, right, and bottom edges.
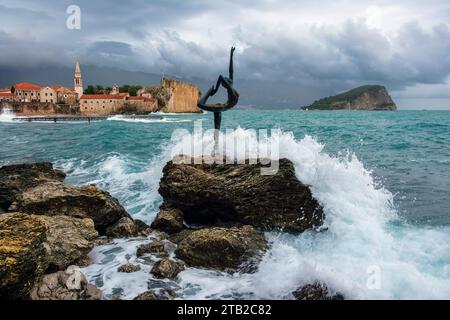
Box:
0, 107, 15, 122
107, 115, 194, 123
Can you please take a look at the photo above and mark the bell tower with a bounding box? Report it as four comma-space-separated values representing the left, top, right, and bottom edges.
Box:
74, 61, 83, 99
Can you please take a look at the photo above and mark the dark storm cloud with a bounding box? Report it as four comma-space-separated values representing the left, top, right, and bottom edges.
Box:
89, 41, 135, 57
1, 0, 450, 105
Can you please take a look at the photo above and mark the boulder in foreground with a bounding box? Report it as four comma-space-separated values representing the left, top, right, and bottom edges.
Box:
151, 208, 184, 234
151, 258, 184, 279
0, 163, 131, 235
0, 213, 98, 299
0, 213, 48, 299
175, 225, 267, 271
133, 289, 177, 300
117, 263, 141, 273
106, 217, 151, 238
38, 215, 98, 271
293, 282, 344, 300
158, 156, 323, 233
0, 163, 65, 212
30, 266, 102, 300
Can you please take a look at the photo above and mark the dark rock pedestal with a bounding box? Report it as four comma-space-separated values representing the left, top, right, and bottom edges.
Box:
158, 156, 323, 232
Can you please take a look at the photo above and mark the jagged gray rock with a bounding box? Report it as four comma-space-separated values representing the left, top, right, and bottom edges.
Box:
175, 225, 267, 271
157, 156, 323, 233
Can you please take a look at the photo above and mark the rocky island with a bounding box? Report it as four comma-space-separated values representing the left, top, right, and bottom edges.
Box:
302, 85, 397, 111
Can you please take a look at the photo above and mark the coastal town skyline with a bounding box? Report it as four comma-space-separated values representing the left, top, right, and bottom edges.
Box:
0, 60, 202, 115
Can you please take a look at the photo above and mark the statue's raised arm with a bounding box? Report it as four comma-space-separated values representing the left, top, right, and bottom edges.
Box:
197, 47, 240, 127
229, 47, 235, 81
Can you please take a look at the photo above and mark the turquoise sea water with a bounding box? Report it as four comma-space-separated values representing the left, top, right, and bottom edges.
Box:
1, 110, 450, 299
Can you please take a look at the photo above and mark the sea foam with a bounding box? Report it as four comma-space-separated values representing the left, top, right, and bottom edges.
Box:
0, 107, 15, 122
107, 115, 194, 123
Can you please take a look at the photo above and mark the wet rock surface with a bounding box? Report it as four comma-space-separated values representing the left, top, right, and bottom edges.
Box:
0, 163, 65, 212
0, 162, 131, 235
133, 288, 177, 300
151, 258, 184, 279
157, 156, 323, 233
175, 225, 267, 271
30, 266, 102, 300
39, 215, 98, 271
0, 162, 148, 300
137, 241, 168, 258
150, 156, 325, 273
106, 217, 151, 238
0, 213, 49, 299
10, 182, 130, 235
117, 263, 141, 273
151, 208, 184, 234
0, 213, 98, 298
293, 283, 344, 300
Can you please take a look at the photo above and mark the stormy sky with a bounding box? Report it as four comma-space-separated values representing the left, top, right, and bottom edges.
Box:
1, 0, 450, 109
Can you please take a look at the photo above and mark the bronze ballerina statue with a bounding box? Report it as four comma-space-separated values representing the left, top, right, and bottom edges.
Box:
198, 47, 240, 132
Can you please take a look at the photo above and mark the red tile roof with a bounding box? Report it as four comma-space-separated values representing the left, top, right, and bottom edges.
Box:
14, 82, 41, 91
144, 98, 156, 103
51, 86, 76, 94
80, 94, 128, 100
0, 88, 11, 93
0, 93, 14, 97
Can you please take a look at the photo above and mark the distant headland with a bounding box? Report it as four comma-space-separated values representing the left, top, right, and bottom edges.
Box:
0, 62, 202, 116
302, 85, 397, 111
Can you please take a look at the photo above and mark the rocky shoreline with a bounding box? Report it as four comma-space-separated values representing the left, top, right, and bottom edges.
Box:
0, 159, 343, 300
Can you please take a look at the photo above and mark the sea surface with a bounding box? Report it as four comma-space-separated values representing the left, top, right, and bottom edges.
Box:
1, 109, 449, 299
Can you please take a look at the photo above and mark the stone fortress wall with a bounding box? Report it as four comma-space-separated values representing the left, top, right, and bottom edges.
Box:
161, 78, 202, 113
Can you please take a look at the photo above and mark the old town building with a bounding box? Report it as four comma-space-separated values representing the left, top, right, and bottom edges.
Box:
40, 86, 57, 104
0, 93, 15, 102
52, 86, 78, 105
12, 82, 42, 102
125, 96, 158, 113
79, 93, 129, 116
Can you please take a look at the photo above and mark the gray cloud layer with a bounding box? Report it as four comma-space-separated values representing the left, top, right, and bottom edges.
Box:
1, 0, 450, 108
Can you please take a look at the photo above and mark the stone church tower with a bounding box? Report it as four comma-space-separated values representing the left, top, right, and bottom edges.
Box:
74, 61, 83, 99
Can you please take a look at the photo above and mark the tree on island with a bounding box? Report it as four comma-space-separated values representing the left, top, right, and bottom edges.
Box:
83, 84, 143, 96
120, 85, 142, 96
84, 85, 96, 94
